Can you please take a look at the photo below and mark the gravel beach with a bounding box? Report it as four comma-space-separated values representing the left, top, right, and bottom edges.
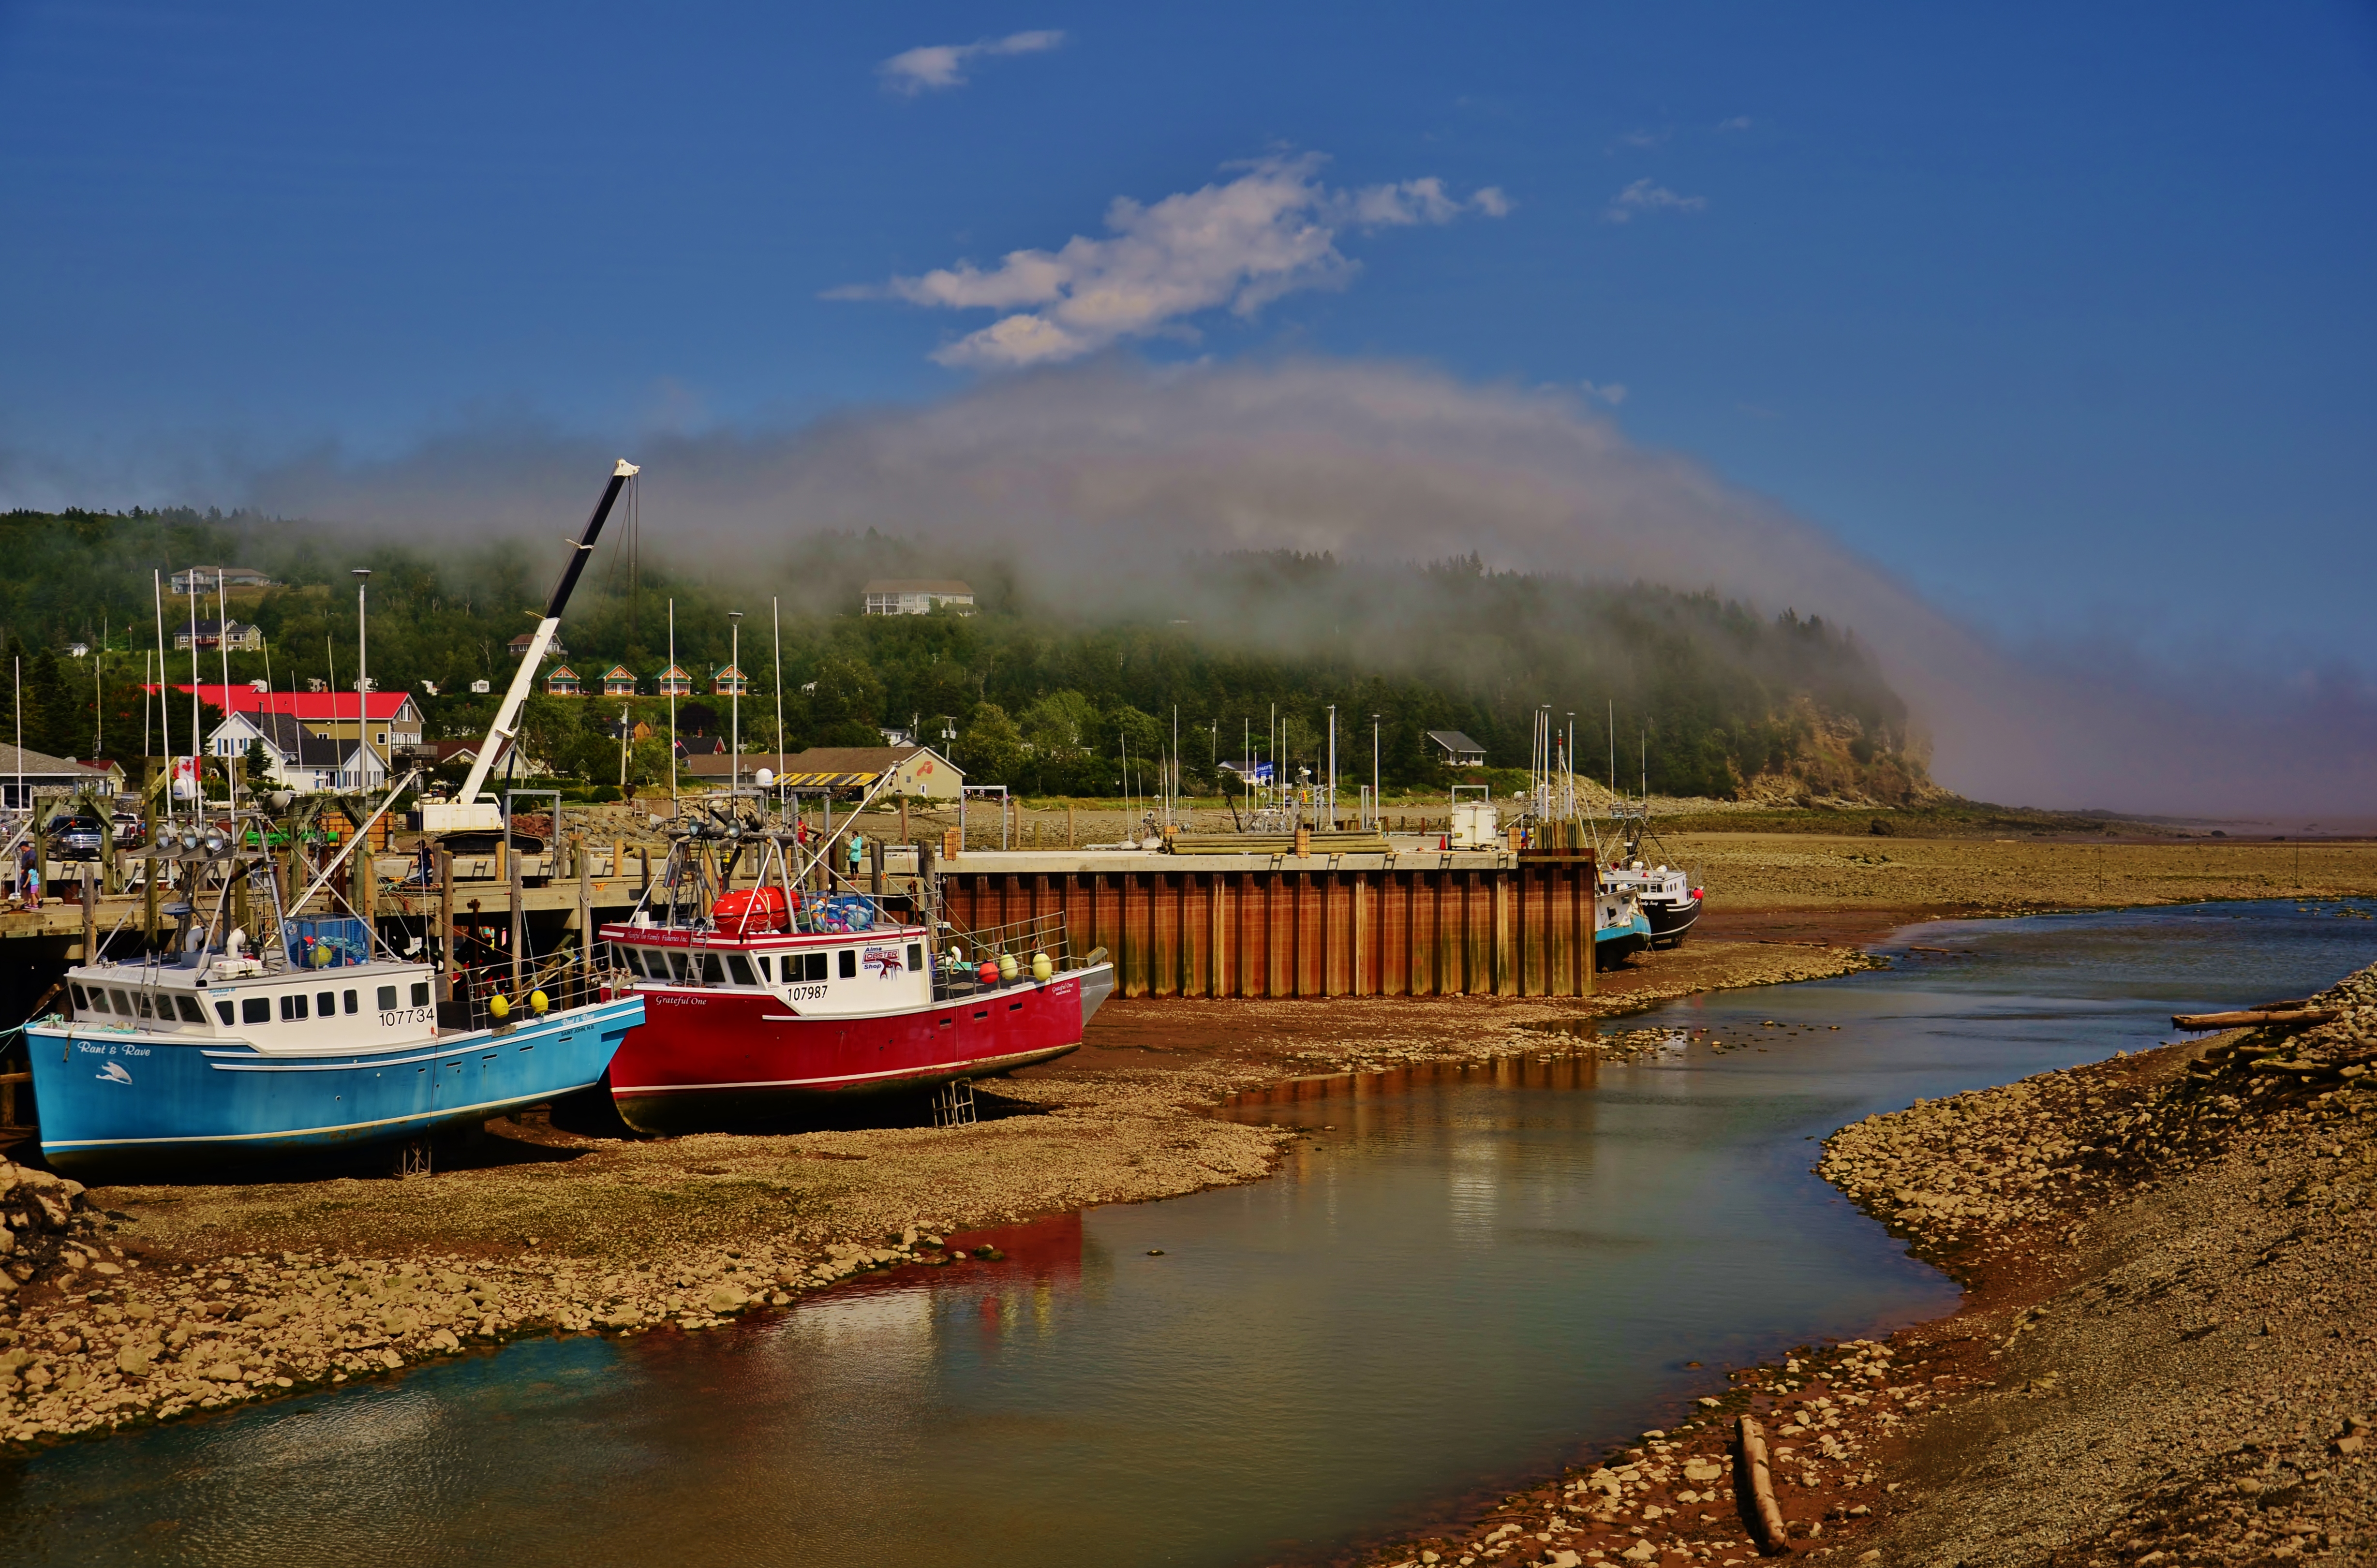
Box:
3, 826, 2373, 1568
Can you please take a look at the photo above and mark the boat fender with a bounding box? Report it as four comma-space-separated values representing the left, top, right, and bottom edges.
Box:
1031, 952, 1052, 981
976, 962, 999, 986
530, 989, 549, 1015
997, 953, 1018, 981
490, 993, 511, 1020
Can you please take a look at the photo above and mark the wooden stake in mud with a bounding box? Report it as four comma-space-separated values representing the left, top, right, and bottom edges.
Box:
1068, 803, 1075, 848
1736, 1415, 1790, 1552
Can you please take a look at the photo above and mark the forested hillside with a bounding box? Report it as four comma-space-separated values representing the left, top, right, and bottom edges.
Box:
0, 506, 1938, 803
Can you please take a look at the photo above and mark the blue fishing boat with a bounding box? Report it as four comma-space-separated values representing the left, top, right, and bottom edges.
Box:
24, 818, 640, 1175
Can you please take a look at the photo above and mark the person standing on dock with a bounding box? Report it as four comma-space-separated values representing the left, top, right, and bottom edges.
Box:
846, 830, 866, 881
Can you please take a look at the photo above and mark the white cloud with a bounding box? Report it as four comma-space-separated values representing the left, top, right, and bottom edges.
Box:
1579, 379, 1628, 406
879, 29, 1065, 95
1716, 116, 1754, 132
1605, 178, 1708, 223
1617, 128, 1667, 149
836, 155, 1506, 368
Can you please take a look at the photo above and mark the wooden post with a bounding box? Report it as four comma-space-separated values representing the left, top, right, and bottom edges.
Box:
1068, 804, 1075, 848
80, 867, 97, 962
870, 837, 885, 897
1581, 854, 1596, 996
611, 838, 623, 882
899, 798, 909, 846
437, 846, 455, 1001
577, 832, 594, 995
509, 843, 525, 1002
352, 832, 375, 936
495, 838, 507, 886
1351, 871, 1368, 995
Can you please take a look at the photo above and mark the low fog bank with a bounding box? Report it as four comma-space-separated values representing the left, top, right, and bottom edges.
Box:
246, 358, 2377, 817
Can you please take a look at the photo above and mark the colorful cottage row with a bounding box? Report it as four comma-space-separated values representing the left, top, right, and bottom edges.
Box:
535, 662, 751, 699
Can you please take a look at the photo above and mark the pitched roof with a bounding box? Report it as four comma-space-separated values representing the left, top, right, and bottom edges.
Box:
0, 741, 103, 778
1426, 730, 1486, 754
234, 711, 358, 768
156, 683, 415, 722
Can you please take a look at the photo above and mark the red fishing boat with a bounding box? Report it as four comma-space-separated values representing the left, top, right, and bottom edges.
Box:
595, 810, 1113, 1131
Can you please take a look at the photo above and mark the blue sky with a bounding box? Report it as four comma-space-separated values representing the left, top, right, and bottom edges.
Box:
3, 1, 2373, 679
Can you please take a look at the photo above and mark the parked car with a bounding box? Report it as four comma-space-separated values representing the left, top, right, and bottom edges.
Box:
48, 814, 110, 861
111, 812, 146, 848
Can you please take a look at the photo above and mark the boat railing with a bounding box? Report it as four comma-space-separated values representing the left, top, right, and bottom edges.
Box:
930, 911, 1090, 1001
435, 948, 626, 1035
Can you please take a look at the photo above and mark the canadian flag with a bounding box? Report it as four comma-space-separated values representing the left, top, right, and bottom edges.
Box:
171, 756, 203, 799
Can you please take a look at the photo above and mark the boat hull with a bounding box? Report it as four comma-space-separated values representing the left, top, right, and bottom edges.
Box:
608, 965, 1113, 1132
1595, 914, 1653, 965
25, 996, 643, 1176
1645, 895, 1701, 947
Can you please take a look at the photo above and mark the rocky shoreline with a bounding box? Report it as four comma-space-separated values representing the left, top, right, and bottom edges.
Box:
1339, 962, 2377, 1568
0, 935, 1872, 1450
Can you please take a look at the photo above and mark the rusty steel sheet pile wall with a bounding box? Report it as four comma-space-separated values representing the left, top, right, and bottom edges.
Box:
937, 854, 1597, 1000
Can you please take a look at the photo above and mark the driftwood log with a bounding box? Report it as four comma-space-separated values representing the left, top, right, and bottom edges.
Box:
2172, 1008, 2339, 1030
1736, 1414, 1792, 1553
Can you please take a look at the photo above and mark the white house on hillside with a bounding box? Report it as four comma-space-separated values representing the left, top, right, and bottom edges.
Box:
862, 579, 975, 616
207, 711, 386, 794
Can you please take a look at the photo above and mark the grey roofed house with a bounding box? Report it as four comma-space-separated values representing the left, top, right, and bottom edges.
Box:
1425, 730, 1488, 768
0, 743, 124, 808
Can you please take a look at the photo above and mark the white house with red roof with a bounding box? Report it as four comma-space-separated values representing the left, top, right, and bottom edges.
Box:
155, 684, 424, 766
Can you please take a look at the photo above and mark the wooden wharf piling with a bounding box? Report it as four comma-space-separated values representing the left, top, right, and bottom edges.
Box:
936, 848, 1598, 1000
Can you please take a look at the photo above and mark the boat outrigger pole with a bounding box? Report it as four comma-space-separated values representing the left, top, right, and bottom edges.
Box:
456, 459, 639, 809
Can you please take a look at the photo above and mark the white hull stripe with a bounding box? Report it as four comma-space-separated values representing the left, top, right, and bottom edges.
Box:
615, 1048, 1070, 1095
39, 1084, 603, 1151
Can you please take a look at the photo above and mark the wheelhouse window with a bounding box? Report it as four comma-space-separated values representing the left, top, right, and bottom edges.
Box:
282, 993, 308, 1021
754, 955, 772, 982
175, 995, 207, 1024
242, 997, 271, 1024
69, 983, 89, 1010
617, 946, 645, 977
317, 991, 338, 1017
838, 949, 857, 979
907, 944, 923, 972
216, 1001, 236, 1025
412, 983, 431, 1007
726, 954, 757, 987
343, 990, 358, 1014
111, 990, 134, 1015
377, 985, 399, 1010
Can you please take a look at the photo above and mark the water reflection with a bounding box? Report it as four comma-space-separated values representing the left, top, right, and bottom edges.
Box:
8, 902, 2375, 1568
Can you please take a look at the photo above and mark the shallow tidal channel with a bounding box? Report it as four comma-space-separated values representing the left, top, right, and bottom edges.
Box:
8, 901, 2376, 1567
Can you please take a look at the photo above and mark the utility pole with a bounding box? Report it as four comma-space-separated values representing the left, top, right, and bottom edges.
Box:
1372, 713, 1382, 829
728, 610, 743, 800
353, 568, 373, 789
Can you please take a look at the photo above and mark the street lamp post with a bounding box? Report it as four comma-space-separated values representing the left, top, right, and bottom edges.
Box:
1371, 713, 1382, 830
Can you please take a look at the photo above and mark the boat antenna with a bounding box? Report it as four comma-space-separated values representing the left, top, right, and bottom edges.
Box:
668, 597, 678, 817
218, 567, 236, 808
152, 570, 171, 828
